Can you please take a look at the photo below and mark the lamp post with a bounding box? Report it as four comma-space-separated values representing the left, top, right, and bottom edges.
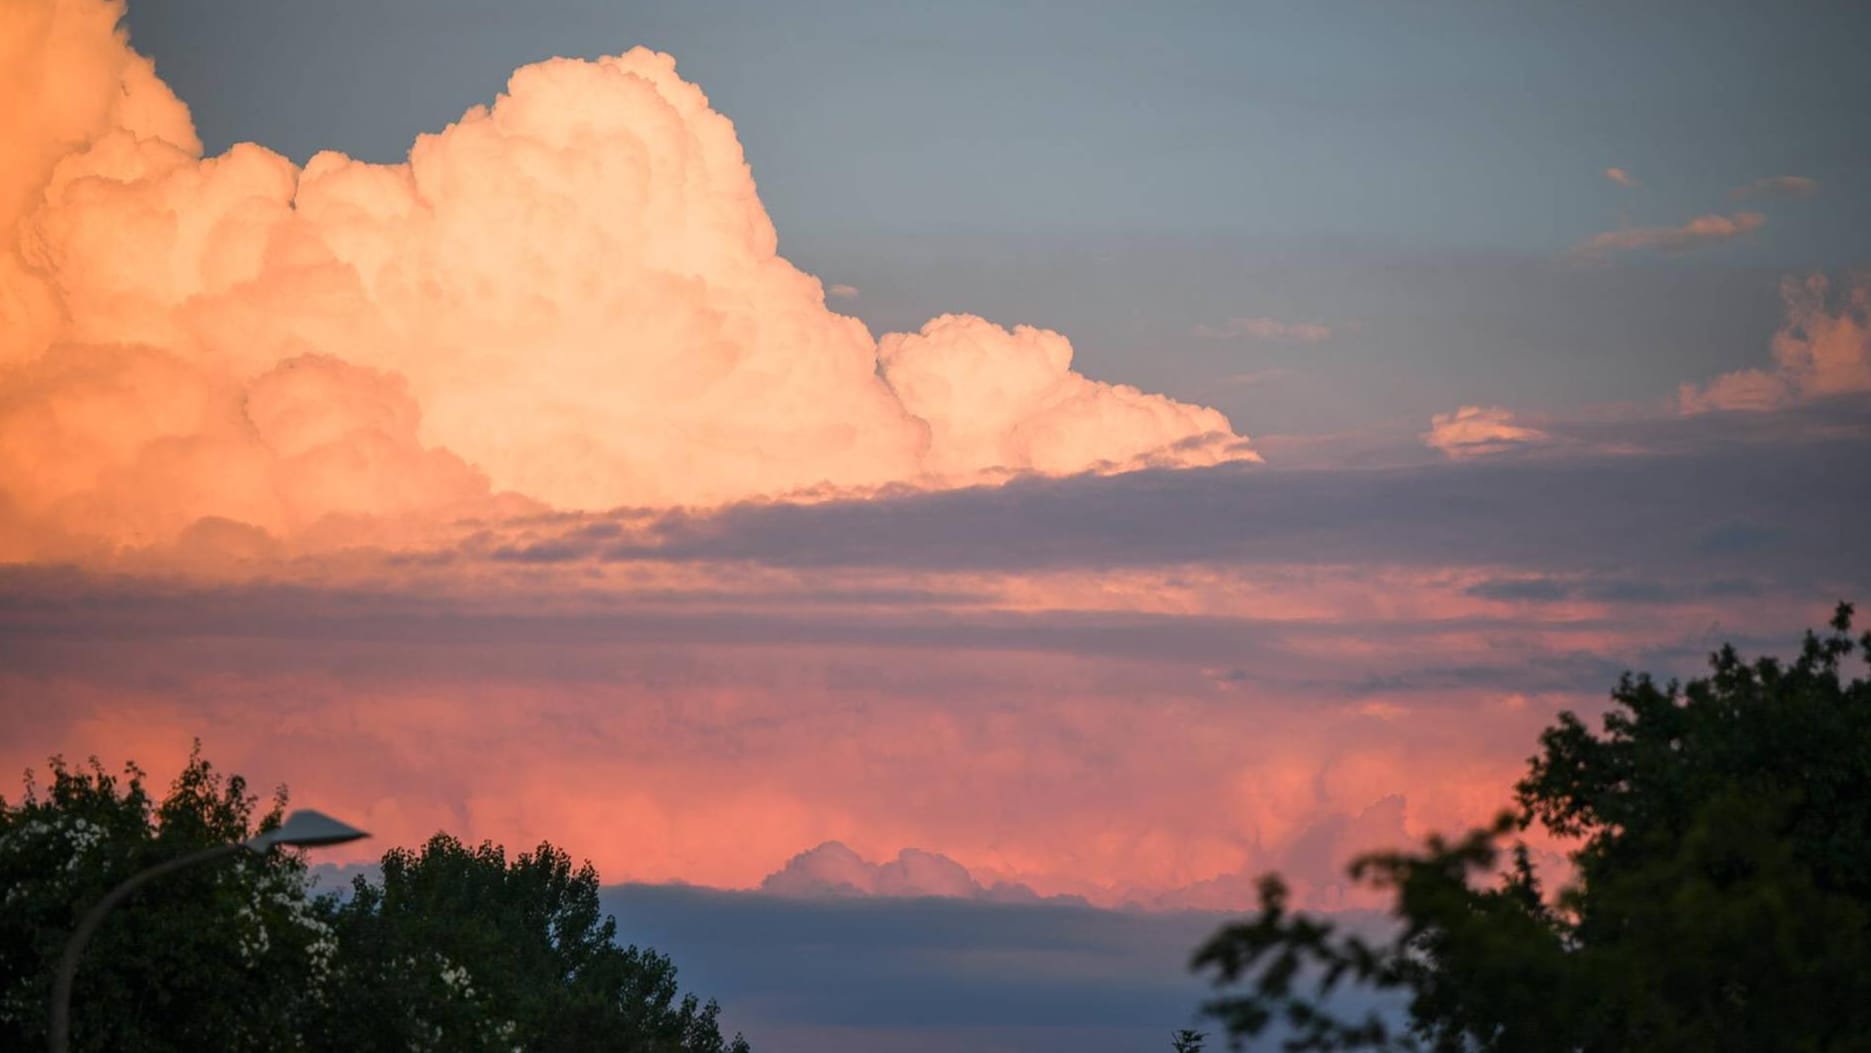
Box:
48, 809, 368, 1053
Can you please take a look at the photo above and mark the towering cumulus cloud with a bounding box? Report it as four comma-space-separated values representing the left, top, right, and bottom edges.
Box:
0, 0, 1254, 561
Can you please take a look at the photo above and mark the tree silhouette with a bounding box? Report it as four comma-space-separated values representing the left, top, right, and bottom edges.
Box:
1193, 604, 1871, 1053
0, 746, 329, 1052
316, 833, 750, 1053
2, 749, 749, 1053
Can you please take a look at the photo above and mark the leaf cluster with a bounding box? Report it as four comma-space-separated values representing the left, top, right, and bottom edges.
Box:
1, 747, 749, 1053
1193, 604, 1871, 1053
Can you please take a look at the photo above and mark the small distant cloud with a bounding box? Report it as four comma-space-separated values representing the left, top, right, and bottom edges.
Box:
760, 841, 1070, 904
1679, 272, 1870, 414
1603, 167, 1639, 188
1195, 316, 1334, 344
828, 283, 860, 300
1422, 405, 1551, 459
1730, 175, 1819, 201
1577, 211, 1765, 256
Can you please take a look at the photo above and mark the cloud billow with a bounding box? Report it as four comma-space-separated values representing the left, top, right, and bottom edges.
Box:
0, 0, 1255, 561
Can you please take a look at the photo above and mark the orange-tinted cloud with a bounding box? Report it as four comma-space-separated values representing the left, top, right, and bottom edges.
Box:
0, 0, 1255, 562
1602, 167, 1638, 188
1421, 405, 1550, 459
9, 550, 1837, 908
1680, 273, 1871, 413
1577, 211, 1764, 256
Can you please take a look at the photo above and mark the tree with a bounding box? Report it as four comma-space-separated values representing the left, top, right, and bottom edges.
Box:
1173, 1028, 1209, 1052
0, 745, 333, 1052
1192, 603, 1871, 1053
2, 747, 750, 1053
314, 833, 750, 1053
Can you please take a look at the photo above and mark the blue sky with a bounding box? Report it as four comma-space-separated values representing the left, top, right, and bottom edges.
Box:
122, 1, 1870, 438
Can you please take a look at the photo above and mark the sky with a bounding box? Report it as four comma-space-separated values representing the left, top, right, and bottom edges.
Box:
2, 1, 1869, 1049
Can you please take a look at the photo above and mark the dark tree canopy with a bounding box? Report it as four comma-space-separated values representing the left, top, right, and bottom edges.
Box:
1193, 603, 1871, 1053
1, 747, 749, 1053
321, 833, 750, 1053
0, 747, 327, 1052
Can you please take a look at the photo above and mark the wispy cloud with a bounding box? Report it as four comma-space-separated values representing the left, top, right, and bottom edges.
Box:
828, 283, 860, 300
1730, 175, 1819, 200
1421, 405, 1551, 459
1195, 317, 1335, 344
1577, 212, 1765, 256
1603, 167, 1639, 188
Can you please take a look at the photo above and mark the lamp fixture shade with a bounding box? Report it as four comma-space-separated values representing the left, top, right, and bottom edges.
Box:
244, 809, 369, 852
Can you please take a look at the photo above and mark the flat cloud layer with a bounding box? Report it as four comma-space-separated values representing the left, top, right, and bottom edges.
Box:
0, 0, 1253, 561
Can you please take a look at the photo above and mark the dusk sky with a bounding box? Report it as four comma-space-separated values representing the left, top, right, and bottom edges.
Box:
3, 1, 1868, 1049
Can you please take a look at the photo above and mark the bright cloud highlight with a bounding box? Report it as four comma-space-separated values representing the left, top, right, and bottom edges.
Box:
1422, 406, 1550, 459
0, 0, 1254, 561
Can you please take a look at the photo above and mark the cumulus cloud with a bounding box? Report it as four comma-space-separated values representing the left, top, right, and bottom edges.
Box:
1195, 316, 1334, 344
1603, 167, 1638, 188
1680, 273, 1871, 413
1577, 212, 1765, 256
760, 841, 1062, 903
0, 0, 1254, 560
1730, 175, 1819, 200
1421, 406, 1550, 459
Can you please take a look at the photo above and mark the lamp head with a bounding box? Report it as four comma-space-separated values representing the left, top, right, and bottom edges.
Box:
244, 809, 369, 853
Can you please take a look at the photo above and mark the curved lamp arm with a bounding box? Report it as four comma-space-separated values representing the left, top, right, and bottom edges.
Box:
47, 809, 366, 1053
48, 842, 243, 1053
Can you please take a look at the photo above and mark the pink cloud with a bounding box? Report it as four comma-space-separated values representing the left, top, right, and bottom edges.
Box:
761, 842, 1059, 902
828, 283, 859, 300
1421, 405, 1551, 459
6, 556, 1818, 909
1680, 273, 1871, 413
1577, 212, 1765, 256
1603, 167, 1638, 188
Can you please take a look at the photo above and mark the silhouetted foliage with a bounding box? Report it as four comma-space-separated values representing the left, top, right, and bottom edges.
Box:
1192, 603, 1871, 1053
1, 747, 748, 1053
0, 744, 327, 1052
1173, 1027, 1209, 1052
317, 833, 750, 1053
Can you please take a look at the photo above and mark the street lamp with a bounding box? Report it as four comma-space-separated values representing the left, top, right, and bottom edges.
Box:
48, 809, 369, 1053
